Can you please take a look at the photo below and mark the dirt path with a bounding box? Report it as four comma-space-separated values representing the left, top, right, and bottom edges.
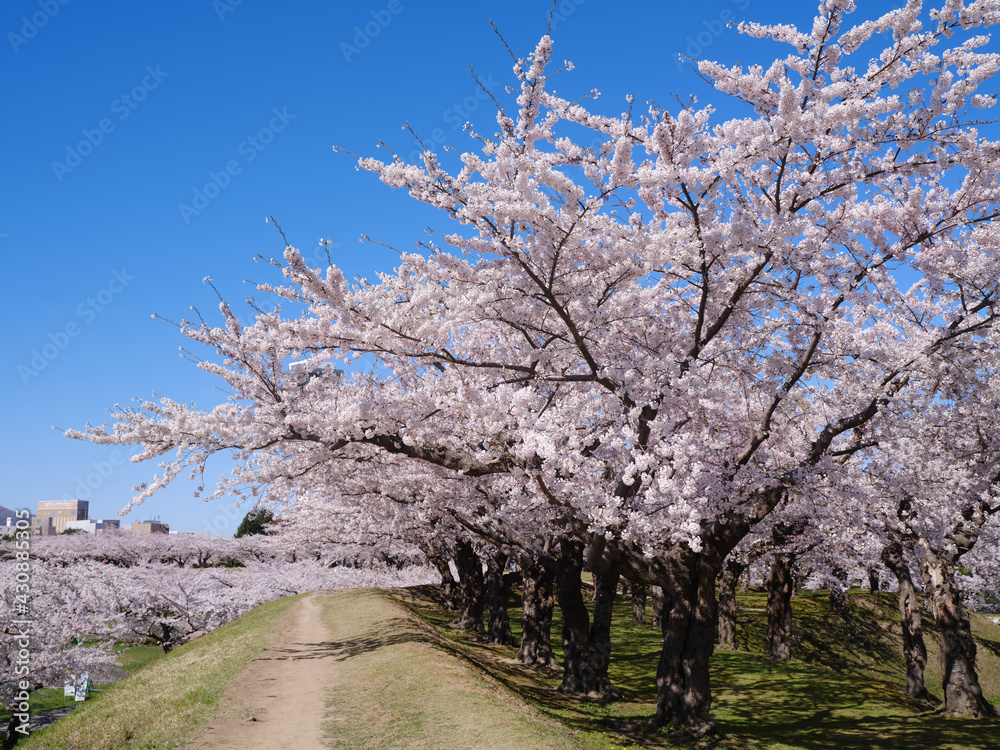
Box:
190, 590, 579, 750
190, 592, 336, 750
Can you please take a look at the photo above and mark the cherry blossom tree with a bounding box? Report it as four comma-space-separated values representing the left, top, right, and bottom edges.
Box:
0, 557, 119, 749
66, 0, 1000, 732
1, 529, 435, 748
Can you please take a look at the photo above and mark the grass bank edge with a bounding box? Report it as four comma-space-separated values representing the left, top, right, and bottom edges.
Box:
17, 592, 306, 750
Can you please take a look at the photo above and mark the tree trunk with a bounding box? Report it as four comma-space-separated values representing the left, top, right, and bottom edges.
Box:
650, 585, 666, 630
651, 548, 719, 735
921, 548, 997, 717
429, 553, 458, 611
554, 538, 607, 695
717, 558, 746, 651
631, 582, 647, 624
766, 555, 794, 661
160, 622, 175, 653
829, 585, 849, 620
4, 713, 24, 750
485, 549, 516, 646
868, 566, 881, 594
881, 540, 932, 701
737, 571, 750, 594
449, 539, 486, 634
587, 568, 621, 699
518, 553, 558, 668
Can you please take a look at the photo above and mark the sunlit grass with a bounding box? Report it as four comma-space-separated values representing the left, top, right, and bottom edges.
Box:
0, 644, 162, 724
16, 594, 303, 750
397, 583, 1000, 749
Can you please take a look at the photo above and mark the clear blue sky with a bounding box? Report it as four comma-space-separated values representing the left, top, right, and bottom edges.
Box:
0, 0, 950, 534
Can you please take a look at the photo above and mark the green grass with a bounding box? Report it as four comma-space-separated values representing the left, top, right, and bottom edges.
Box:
1, 644, 163, 724
395, 584, 1000, 749
318, 589, 581, 749
15, 594, 303, 750
113, 644, 164, 674
17, 584, 1000, 749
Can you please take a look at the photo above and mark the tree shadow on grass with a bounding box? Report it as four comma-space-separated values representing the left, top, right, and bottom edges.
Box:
978, 636, 1000, 660
392, 585, 1000, 749
709, 650, 1000, 750
259, 612, 435, 663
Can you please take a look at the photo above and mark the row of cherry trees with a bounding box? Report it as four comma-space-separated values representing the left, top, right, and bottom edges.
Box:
0, 531, 433, 748
66, 0, 1000, 732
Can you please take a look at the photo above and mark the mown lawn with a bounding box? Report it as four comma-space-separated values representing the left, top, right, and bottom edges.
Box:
394, 583, 1000, 749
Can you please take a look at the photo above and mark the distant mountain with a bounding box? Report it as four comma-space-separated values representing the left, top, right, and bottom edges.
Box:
0, 505, 25, 525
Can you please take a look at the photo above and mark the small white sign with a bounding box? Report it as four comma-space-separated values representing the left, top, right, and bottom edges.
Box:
64, 674, 76, 698
75, 672, 88, 702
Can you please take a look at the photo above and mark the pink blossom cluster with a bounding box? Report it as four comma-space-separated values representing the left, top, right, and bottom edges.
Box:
59, 0, 1000, 727
0, 532, 434, 710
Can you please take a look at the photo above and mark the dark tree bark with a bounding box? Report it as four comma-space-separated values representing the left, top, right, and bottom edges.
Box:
449, 539, 486, 634
650, 585, 666, 630
4, 713, 24, 750
518, 553, 558, 668
921, 547, 997, 717
717, 558, 746, 650
555, 538, 593, 692
881, 540, 932, 701
828, 585, 849, 620
485, 549, 516, 646
143, 621, 176, 653
588, 568, 621, 699
428, 553, 458, 611
766, 554, 794, 660
737, 571, 750, 594
554, 538, 617, 696
630, 581, 647, 624
868, 566, 881, 594
826, 565, 850, 620
651, 548, 719, 734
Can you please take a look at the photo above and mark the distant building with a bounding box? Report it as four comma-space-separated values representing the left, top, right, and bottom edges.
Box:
131, 518, 169, 534
66, 519, 121, 535
37, 500, 89, 534
30, 516, 55, 537
288, 359, 344, 386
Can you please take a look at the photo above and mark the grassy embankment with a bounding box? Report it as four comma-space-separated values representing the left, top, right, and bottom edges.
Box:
20, 589, 587, 750
394, 583, 1000, 750
1, 645, 161, 723
14, 594, 304, 750
17, 583, 1000, 750
317, 588, 583, 749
